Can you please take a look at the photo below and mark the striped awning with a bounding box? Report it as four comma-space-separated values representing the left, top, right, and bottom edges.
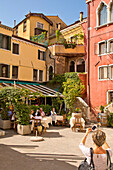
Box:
0, 80, 63, 97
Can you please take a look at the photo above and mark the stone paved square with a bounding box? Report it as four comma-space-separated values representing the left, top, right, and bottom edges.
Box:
0, 126, 113, 170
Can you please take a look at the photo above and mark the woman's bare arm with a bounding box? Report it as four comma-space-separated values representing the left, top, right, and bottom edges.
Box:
80, 128, 92, 145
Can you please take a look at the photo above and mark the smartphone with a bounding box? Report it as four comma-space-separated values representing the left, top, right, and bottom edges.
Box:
92, 125, 97, 131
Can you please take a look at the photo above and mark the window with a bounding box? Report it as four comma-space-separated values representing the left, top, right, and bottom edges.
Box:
99, 66, 109, 79
38, 50, 46, 61
110, 3, 113, 21
16, 27, 18, 35
108, 91, 113, 104
99, 65, 113, 80
110, 65, 113, 79
99, 3, 107, 25
109, 40, 113, 53
0, 33, 11, 51
39, 70, 43, 81
37, 22, 43, 29
23, 21, 26, 32
56, 23, 59, 29
13, 43, 19, 54
33, 69, 38, 81
99, 42, 106, 55
0, 64, 10, 78
12, 66, 18, 79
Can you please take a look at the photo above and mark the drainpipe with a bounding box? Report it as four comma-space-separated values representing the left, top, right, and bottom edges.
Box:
87, 2, 91, 108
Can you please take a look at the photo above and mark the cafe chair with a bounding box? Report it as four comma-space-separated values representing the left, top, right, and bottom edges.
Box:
74, 115, 83, 132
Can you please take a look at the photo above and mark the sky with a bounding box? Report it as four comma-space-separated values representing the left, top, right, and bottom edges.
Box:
0, 0, 87, 28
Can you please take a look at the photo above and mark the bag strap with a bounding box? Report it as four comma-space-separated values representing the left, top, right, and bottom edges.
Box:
90, 148, 95, 169
106, 150, 112, 169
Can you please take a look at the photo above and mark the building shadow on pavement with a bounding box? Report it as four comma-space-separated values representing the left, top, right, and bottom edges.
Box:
0, 144, 82, 170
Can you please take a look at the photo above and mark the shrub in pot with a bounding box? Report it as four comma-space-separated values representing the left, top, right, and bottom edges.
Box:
15, 103, 31, 135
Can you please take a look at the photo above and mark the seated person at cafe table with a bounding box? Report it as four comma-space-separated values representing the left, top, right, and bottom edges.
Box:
51, 107, 57, 126
30, 109, 35, 124
35, 109, 40, 116
40, 108, 45, 117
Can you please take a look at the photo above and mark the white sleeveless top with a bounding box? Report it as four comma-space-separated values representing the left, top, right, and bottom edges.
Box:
79, 143, 112, 170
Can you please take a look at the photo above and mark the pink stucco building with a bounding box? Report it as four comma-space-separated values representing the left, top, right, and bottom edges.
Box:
86, 0, 113, 113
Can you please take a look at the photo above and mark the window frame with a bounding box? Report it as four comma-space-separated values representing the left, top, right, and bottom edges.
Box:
39, 70, 43, 82
0, 63, 10, 78
12, 42, 19, 55
98, 40, 107, 56
98, 64, 113, 81
12, 65, 18, 79
37, 22, 43, 29
23, 21, 27, 32
33, 69, 38, 81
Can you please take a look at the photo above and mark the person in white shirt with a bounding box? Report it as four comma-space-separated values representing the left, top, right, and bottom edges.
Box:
79, 128, 112, 170
40, 108, 45, 117
51, 107, 57, 126
30, 110, 35, 124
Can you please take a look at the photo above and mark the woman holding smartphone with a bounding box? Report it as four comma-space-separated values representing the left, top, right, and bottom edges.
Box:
79, 128, 112, 170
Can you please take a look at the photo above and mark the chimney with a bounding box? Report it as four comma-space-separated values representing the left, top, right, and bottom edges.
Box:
80, 12, 83, 22
14, 20, 16, 27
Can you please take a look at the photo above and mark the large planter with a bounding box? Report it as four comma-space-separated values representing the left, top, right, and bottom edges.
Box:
17, 124, 31, 135
0, 119, 11, 129
101, 113, 107, 127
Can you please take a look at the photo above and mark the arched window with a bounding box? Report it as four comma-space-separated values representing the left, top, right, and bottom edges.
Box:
110, 3, 113, 21
49, 66, 53, 80
99, 3, 107, 25
77, 59, 85, 72
70, 61, 75, 72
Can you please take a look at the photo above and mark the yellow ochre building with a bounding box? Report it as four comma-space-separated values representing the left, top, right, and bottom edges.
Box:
0, 11, 87, 83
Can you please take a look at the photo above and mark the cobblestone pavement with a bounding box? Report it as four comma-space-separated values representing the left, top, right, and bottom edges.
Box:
0, 126, 113, 170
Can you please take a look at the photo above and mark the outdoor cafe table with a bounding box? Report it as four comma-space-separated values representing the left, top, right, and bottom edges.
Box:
52, 115, 63, 123
70, 113, 85, 129
31, 116, 52, 130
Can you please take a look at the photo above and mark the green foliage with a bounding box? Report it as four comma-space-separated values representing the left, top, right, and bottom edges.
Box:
48, 74, 66, 93
63, 72, 85, 113
52, 93, 63, 113
0, 87, 40, 120
30, 105, 39, 113
63, 42, 76, 49
74, 32, 84, 41
39, 104, 52, 114
100, 105, 104, 113
75, 107, 81, 113
107, 112, 113, 127
15, 103, 30, 125
56, 30, 61, 42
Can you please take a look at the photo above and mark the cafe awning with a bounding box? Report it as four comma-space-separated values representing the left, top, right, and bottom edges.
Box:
0, 80, 63, 97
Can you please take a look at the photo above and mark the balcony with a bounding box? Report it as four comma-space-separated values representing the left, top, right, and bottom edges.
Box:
30, 32, 48, 47
48, 44, 85, 57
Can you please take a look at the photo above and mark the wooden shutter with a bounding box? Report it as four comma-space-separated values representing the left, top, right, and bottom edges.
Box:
43, 52, 46, 61
0, 34, 3, 48
38, 50, 40, 59
8, 65, 10, 78
7, 36, 11, 50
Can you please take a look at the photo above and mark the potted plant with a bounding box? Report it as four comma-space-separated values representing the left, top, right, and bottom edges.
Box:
15, 103, 31, 135
100, 105, 107, 126
100, 105, 104, 113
